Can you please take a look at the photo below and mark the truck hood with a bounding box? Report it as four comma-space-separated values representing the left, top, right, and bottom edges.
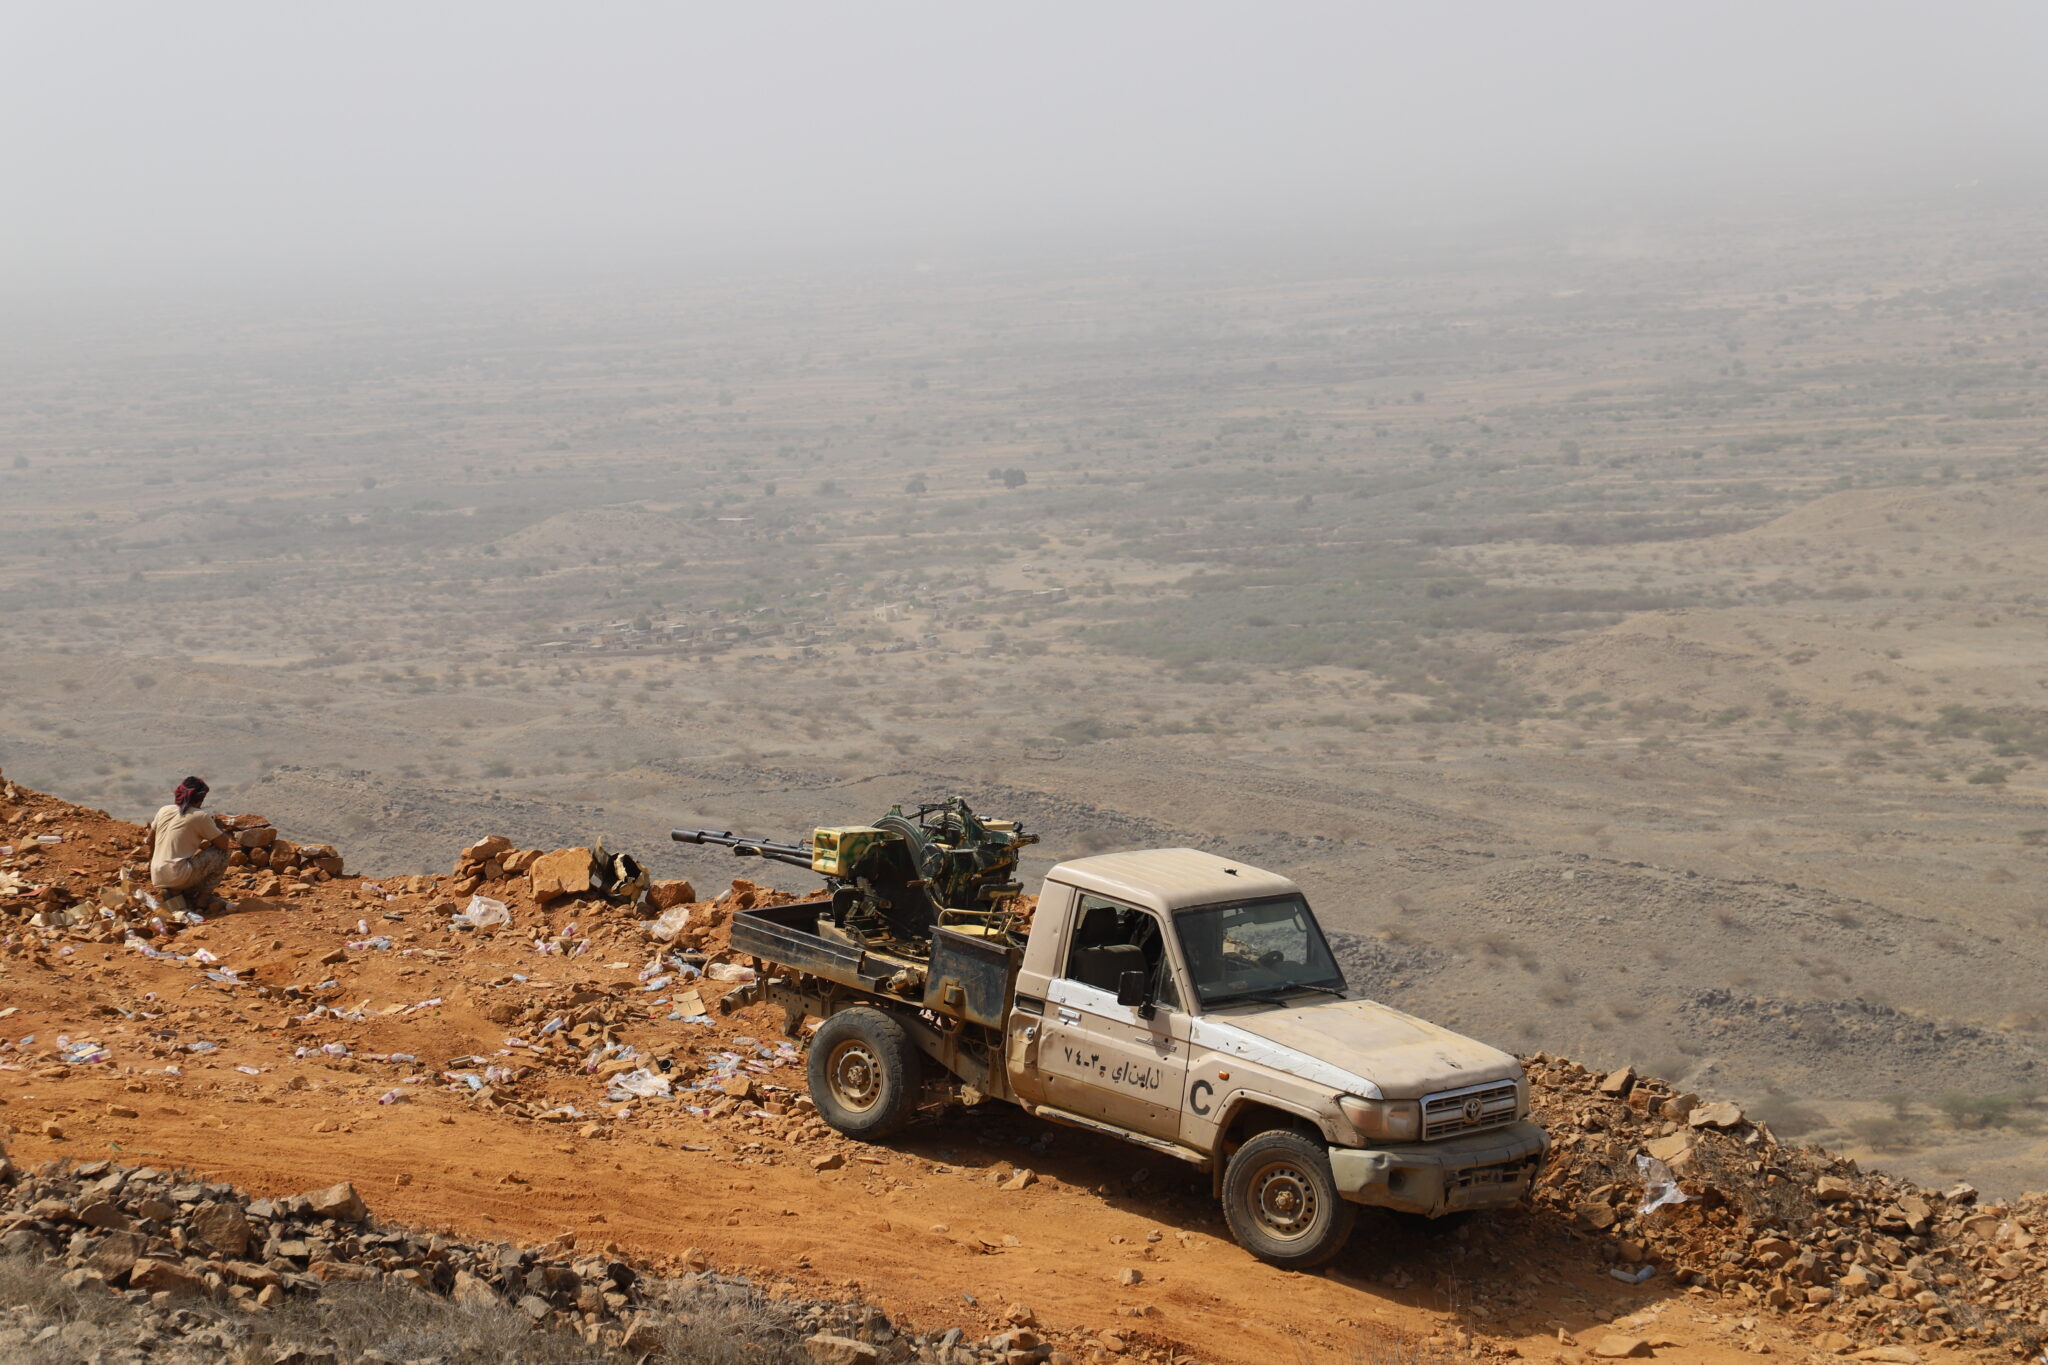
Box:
1191, 997, 1520, 1099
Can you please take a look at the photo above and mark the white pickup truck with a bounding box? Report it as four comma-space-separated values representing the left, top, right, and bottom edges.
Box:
721, 845, 1547, 1268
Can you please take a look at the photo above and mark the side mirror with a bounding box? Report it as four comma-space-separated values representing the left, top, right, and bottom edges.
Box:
1115, 970, 1149, 1009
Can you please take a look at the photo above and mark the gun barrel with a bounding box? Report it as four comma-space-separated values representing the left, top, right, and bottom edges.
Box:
670, 828, 815, 869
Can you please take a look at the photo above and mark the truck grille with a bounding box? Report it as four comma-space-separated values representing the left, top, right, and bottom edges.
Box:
1422, 1080, 1520, 1141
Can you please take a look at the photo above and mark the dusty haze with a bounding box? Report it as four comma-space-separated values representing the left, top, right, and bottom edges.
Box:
5, 1, 2048, 290
5, 0, 2048, 1217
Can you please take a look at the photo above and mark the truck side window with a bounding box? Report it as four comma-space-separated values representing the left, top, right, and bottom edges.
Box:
1064, 896, 1178, 1010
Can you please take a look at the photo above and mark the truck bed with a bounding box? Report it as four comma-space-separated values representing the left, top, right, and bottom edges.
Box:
727, 898, 1019, 1029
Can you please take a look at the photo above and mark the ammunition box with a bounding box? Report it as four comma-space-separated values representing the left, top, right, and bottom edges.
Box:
810, 826, 896, 876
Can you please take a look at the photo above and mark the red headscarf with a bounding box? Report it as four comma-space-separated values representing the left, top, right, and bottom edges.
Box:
173, 776, 209, 814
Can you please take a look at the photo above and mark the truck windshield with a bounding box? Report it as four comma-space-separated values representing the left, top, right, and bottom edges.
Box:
1175, 895, 1347, 1009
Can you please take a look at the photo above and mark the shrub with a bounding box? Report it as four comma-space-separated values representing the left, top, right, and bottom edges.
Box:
1937, 1093, 2016, 1129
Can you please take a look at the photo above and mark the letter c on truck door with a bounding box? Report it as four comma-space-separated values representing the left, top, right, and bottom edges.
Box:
1189, 1079, 1213, 1116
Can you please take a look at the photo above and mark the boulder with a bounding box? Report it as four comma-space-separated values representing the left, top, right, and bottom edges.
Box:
77, 1198, 131, 1231
223, 1260, 281, 1289
649, 879, 696, 912
191, 1201, 251, 1256
459, 835, 512, 868
452, 1269, 500, 1306
84, 1230, 147, 1280
129, 1257, 206, 1296
1688, 1100, 1743, 1129
621, 1315, 664, 1353
310, 1259, 380, 1282
1658, 1092, 1699, 1122
1644, 1131, 1694, 1173
530, 848, 599, 902
301, 1181, 368, 1222
804, 1335, 881, 1365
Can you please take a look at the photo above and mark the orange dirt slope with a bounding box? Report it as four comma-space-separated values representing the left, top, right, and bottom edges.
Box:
0, 772, 2007, 1365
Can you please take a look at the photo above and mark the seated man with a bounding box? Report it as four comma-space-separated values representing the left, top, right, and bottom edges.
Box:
149, 776, 234, 913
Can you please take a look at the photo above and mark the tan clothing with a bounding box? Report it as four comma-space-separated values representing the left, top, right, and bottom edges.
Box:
158, 845, 229, 900
151, 805, 223, 888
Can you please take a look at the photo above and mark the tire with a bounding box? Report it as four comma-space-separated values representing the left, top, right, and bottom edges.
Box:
806, 1006, 923, 1140
1220, 1129, 1357, 1270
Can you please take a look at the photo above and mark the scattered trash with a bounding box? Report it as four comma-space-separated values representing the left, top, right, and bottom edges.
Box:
187, 1040, 219, 1054
607, 1068, 673, 1100
706, 962, 756, 985
452, 895, 510, 930
1636, 1152, 1688, 1216
346, 936, 394, 951
378, 1089, 409, 1105
235, 1065, 262, 1075
647, 905, 691, 942
1609, 1264, 1656, 1284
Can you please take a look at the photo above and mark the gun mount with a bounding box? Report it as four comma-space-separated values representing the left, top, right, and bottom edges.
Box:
671, 796, 1037, 947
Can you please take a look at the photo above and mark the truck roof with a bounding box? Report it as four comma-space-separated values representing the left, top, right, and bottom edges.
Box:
1045, 848, 1300, 914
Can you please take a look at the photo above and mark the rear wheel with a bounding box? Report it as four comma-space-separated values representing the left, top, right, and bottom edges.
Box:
806, 1006, 922, 1139
1221, 1130, 1356, 1269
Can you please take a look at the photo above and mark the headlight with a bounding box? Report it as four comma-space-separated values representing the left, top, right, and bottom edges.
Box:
1339, 1095, 1420, 1142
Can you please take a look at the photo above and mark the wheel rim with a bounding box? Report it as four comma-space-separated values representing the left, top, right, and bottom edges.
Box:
827, 1039, 883, 1112
1246, 1159, 1320, 1242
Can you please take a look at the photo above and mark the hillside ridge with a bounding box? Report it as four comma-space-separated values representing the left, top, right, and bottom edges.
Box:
3, 767, 2044, 1364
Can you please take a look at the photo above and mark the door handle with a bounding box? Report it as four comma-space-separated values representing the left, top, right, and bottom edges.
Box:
1055, 1007, 1081, 1024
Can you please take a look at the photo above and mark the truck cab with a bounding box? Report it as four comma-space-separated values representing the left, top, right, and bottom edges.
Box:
1004, 849, 1546, 1266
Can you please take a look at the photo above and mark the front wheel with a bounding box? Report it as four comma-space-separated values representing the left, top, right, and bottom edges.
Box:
1221, 1130, 1356, 1269
806, 1006, 923, 1139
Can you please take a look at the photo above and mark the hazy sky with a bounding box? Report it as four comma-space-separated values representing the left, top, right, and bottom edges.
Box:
5, 1, 2046, 289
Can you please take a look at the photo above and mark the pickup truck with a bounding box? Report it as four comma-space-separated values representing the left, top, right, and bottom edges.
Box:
721, 846, 1547, 1268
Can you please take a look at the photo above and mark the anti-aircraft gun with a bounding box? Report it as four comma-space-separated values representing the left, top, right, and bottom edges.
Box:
671, 796, 1036, 948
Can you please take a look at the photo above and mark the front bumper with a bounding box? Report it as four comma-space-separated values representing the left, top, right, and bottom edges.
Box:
1328, 1119, 1548, 1217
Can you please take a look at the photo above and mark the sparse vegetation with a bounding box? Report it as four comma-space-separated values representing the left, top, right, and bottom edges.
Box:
6, 196, 2048, 1209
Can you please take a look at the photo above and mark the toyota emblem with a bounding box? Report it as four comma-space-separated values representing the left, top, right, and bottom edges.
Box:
1462, 1096, 1484, 1123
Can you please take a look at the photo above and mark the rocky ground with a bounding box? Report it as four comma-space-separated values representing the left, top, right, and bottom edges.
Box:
2, 768, 2044, 1365
0, 1151, 973, 1364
